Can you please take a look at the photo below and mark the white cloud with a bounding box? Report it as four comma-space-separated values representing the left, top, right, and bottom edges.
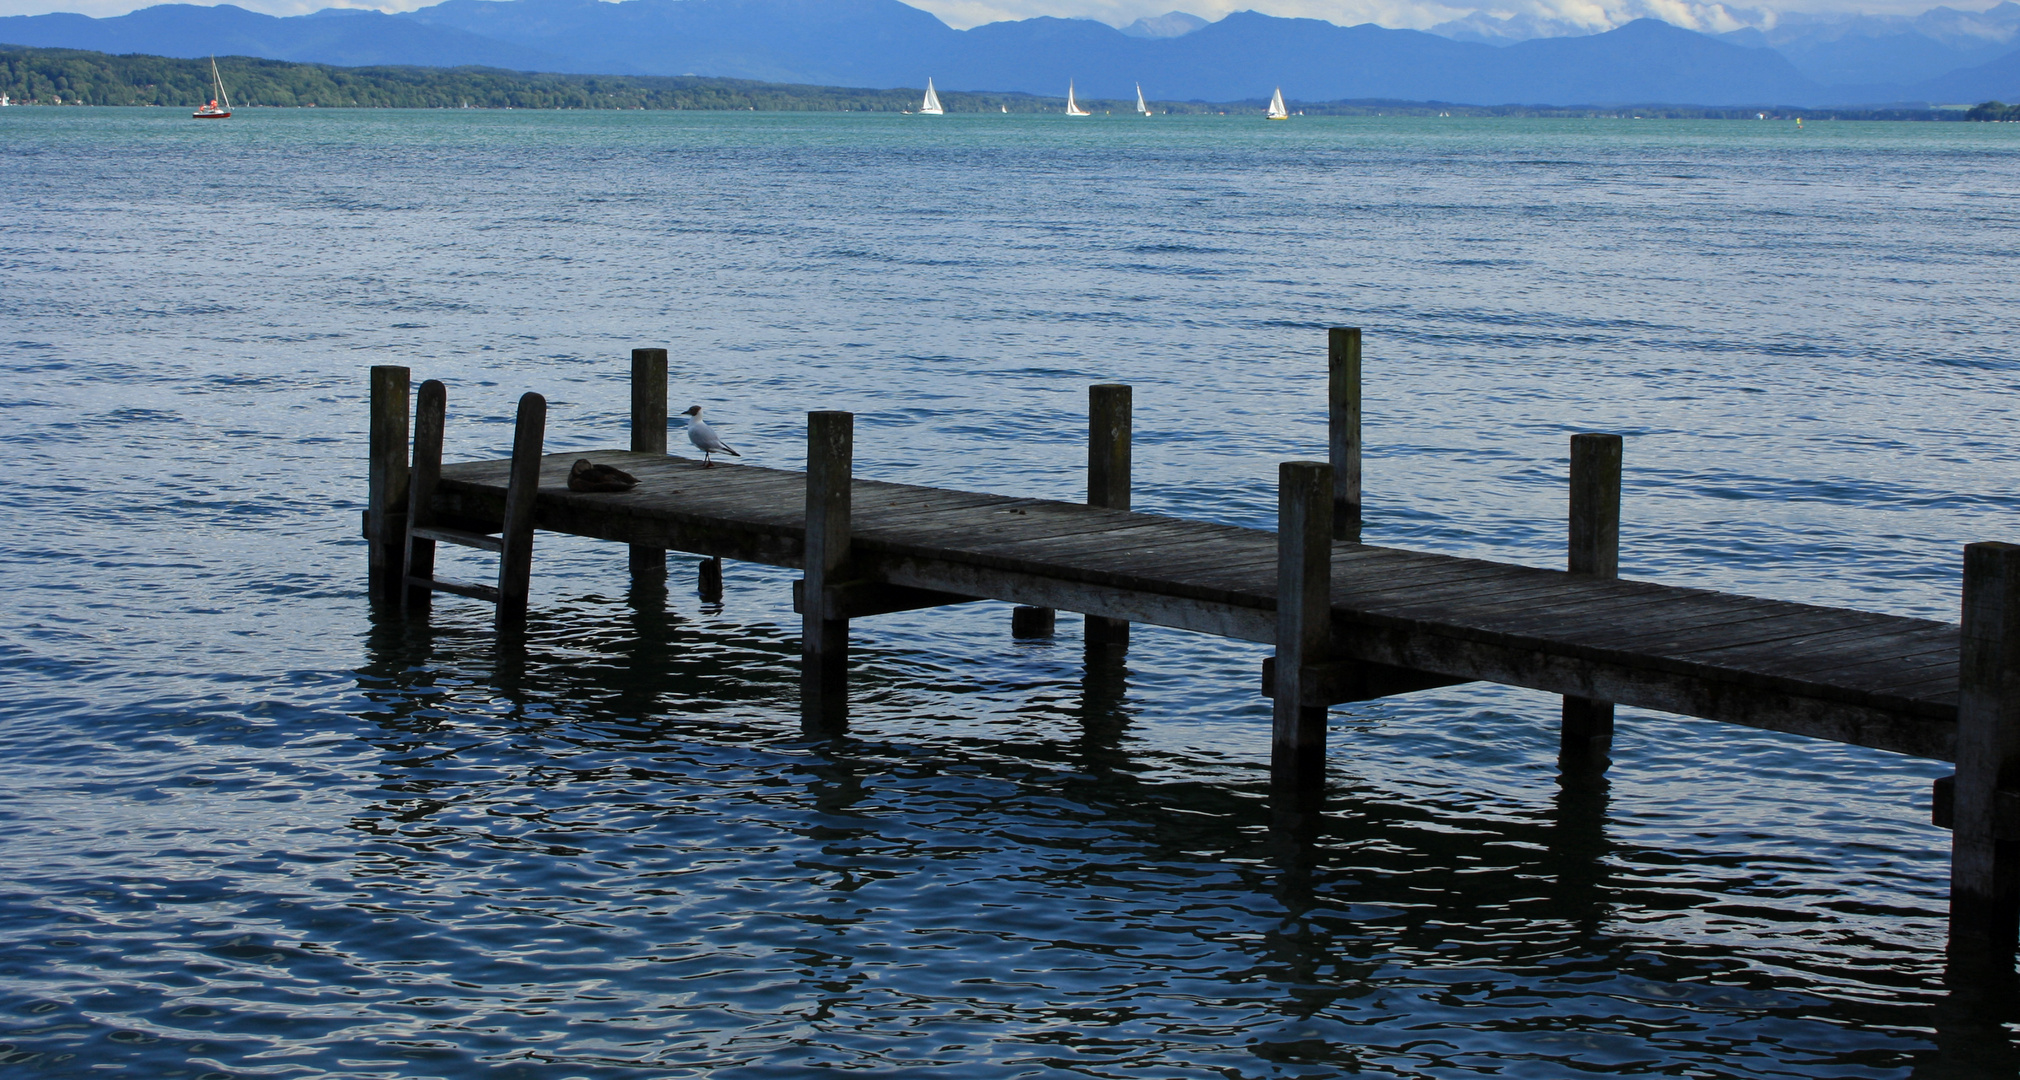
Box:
0, 0, 1998, 33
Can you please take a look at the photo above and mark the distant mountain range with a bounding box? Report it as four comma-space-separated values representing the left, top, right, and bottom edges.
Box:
3, 0, 2017, 108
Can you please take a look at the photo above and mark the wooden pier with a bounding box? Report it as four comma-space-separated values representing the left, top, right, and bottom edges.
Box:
364, 332, 2020, 967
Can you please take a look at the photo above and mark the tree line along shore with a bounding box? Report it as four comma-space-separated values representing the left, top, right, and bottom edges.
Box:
0, 44, 1991, 120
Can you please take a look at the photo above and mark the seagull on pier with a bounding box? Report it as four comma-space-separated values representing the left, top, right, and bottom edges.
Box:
683, 405, 740, 467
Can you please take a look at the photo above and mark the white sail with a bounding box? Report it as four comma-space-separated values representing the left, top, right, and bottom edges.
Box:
1266, 86, 1289, 120
919, 78, 943, 115
193, 56, 233, 117
1136, 83, 1150, 115
1065, 80, 1090, 116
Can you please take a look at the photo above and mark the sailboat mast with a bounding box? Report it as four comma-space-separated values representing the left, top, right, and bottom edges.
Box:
211, 57, 230, 110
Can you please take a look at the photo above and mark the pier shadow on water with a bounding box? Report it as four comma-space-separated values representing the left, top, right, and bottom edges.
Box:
229, 587, 2013, 1078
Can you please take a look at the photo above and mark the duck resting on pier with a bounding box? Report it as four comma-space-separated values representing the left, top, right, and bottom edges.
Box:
567, 459, 639, 492
684, 405, 740, 467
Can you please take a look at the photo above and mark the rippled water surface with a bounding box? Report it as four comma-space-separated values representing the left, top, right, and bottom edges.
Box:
3, 108, 2019, 1077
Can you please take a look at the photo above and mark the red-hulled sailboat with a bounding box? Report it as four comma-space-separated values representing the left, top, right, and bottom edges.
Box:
193, 57, 232, 119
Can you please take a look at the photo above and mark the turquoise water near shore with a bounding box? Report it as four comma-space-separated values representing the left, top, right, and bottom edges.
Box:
2, 108, 2018, 1076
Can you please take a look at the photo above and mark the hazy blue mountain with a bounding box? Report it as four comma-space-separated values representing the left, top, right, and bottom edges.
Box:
1720, 3, 2020, 85
1896, 42, 2020, 100
1120, 11, 1206, 39
6, 0, 2005, 107
1488, 18, 1818, 106
402, 0, 954, 82
397, 1, 1824, 106
0, 2, 562, 68
1429, 10, 1599, 45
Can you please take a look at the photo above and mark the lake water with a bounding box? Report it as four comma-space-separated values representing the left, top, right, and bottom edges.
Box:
3, 108, 2019, 1077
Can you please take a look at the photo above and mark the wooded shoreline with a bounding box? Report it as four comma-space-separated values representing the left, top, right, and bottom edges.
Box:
0, 44, 1981, 120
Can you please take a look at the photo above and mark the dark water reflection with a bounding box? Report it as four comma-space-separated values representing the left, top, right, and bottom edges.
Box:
4, 109, 2019, 1075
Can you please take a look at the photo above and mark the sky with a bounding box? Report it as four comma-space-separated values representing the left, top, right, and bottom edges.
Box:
0, 0, 1988, 33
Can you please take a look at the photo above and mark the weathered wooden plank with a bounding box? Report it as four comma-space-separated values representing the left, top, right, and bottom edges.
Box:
1334, 596, 1952, 722
411, 525, 500, 553
1670, 625, 1955, 687
1352, 573, 1623, 620
791, 578, 978, 620
880, 505, 1162, 553
423, 441, 1964, 764
1617, 609, 1917, 663
1459, 589, 1751, 648
1569, 598, 1850, 652
867, 552, 1276, 643
1339, 618, 1955, 758
980, 526, 1241, 569
407, 574, 502, 604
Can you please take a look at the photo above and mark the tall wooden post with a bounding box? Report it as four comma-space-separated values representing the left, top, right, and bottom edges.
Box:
1329, 328, 1361, 543
629, 347, 669, 583
1562, 433, 1622, 764
1273, 461, 1334, 795
1953, 541, 2020, 960
803, 411, 853, 724
402, 379, 447, 613
496, 392, 546, 627
698, 557, 724, 603
367, 365, 411, 603
1086, 383, 1132, 652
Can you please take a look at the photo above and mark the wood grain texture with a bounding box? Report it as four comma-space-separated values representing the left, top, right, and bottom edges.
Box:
429, 447, 1962, 759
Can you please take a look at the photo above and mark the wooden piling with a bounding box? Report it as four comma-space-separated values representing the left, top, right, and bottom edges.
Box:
1953, 541, 2020, 959
367, 365, 411, 603
1012, 606, 1056, 638
1086, 383, 1132, 652
630, 348, 669, 583
803, 411, 854, 722
1329, 328, 1361, 543
698, 556, 724, 602
1273, 460, 1334, 793
402, 379, 447, 613
1562, 433, 1622, 763
496, 392, 546, 626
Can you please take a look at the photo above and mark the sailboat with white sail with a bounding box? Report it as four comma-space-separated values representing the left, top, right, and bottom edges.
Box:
1265, 86, 1289, 120
1065, 80, 1090, 116
193, 57, 232, 119
1136, 83, 1151, 115
918, 78, 943, 115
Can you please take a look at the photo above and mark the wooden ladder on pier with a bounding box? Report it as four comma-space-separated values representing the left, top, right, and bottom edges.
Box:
402, 380, 546, 623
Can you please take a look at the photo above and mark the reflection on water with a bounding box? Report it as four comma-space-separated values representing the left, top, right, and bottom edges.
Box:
1, 109, 2017, 1074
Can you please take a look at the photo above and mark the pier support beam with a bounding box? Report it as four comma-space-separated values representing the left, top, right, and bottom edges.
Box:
1329, 328, 1361, 543
367, 365, 411, 604
802, 411, 854, 725
1273, 461, 1334, 795
629, 347, 669, 584
496, 392, 545, 627
1012, 606, 1056, 638
402, 379, 447, 613
1085, 383, 1132, 653
1561, 433, 1621, 767
1952, 541, 2020, 964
